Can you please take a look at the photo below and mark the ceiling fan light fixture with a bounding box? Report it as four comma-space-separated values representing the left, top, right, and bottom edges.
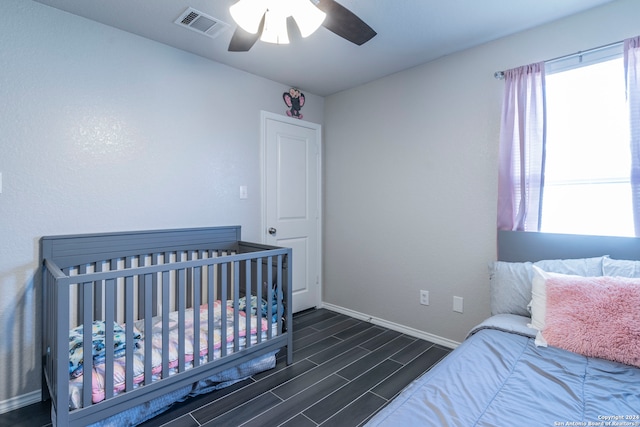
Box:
290, 0, 326, 38
229, 0, 325, 45
260, 8, 290, 44
229, 0, 267, 34
227, 0, 376, 52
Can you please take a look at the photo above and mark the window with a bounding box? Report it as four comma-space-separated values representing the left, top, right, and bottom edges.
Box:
540, 46, 634, 237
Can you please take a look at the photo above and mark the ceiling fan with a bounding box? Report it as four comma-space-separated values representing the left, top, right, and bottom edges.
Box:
228, 0, 376, 52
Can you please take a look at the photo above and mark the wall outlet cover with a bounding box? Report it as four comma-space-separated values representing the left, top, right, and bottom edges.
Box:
420, 290, 429, 305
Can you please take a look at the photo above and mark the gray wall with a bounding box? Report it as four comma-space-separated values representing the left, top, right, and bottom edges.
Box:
322, 0, 640, 344
0, 0, 323, 404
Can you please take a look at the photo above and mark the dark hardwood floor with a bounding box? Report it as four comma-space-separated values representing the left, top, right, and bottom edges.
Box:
0, 308, 451, 427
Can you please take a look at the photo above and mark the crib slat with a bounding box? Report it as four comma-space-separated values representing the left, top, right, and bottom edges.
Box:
55, 275, 70, 427
137, 255, 146, 319
198, 250, 206, 305
285, 251, 293, 364
245, 260, 251, 349
144, 273, 153, 385
104, 278, 115, 400
207, 262, 215, 362
110, 260, 118, 325
186, 251, 195, 309
82, 279, 93, 408
277, 255, 283, 334
177, 268, 186, 373
193, 266, 201, 368
94, 262, 104, 320
76, 266, 84, 327
267, 256, 273, 339
233, 261, 240, 353
256, 257, 263, 344
125, 257, 134, 392
152, 253, 160, 317
221, 263, 228, 358
162, 268, 170, 378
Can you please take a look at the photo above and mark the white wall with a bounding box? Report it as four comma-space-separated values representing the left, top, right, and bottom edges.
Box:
323, 0, 640, 344
0, 0, 324, 404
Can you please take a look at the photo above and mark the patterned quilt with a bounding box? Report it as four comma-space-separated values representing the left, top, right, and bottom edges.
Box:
68, 298, 273, 409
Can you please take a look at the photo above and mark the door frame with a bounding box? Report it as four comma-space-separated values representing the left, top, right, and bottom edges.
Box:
260, 110, 323, 310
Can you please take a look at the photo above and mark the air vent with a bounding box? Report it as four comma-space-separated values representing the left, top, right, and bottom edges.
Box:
175, 7, 230, 39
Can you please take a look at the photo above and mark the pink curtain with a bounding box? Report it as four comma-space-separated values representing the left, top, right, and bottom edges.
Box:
497, 63, 546, 231
625, 36, 640, 237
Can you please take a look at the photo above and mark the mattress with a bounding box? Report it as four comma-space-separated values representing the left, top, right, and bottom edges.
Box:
68, 297, 278, 409
366, 314, 640, 426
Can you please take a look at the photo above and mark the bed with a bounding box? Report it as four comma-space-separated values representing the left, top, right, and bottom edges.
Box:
40, 226, 293, 427
366, 230, 640, 426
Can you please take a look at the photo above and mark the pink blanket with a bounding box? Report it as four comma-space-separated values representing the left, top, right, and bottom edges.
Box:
69, 301, 271, 409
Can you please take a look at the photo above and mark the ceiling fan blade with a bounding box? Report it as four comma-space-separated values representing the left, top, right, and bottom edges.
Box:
228, 14, 265, 52
315, 0, 376, 46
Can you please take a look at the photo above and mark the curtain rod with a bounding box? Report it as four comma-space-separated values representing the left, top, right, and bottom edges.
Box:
494, 40, 623, 80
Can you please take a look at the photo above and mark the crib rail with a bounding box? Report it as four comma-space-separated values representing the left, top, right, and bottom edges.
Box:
41, 228, 292, 427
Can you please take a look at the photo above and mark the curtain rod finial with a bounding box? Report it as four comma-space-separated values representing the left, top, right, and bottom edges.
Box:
494, 71, 505, 80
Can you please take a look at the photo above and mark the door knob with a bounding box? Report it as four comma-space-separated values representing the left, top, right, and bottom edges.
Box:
268, 227, 277, 235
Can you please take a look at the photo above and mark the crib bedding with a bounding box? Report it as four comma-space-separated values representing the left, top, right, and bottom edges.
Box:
366, 314, 640, 426
87, 353, 276, 427
69, 297, 277, 409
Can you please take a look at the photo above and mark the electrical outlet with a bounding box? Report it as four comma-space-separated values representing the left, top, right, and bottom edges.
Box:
453, 296, 464, 313
420, 290, 429, 306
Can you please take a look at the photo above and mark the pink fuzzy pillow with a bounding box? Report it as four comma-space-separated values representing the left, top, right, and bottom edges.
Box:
542, 275, 640, 368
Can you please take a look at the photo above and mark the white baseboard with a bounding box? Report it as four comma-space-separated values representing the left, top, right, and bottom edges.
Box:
0, 390, 41, 415
320, 302, 460, 349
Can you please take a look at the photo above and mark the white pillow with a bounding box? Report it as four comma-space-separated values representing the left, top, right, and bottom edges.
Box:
528, 265, 548, 332
489, 261, 535, 317
489, 257, 606, 317
603, 257, 640, 278
528, 266, 597, 347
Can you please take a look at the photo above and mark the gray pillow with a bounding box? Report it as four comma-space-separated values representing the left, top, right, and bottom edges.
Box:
489, 256, 606, 316
603, 257, 640, 277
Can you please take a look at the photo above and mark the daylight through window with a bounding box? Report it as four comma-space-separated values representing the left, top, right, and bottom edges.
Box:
540, 47, 634, 237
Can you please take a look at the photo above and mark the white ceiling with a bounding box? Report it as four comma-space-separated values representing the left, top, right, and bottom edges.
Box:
34, 0, 616, 96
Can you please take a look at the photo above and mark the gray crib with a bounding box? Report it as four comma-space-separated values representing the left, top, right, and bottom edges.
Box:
41, 226, 292, 426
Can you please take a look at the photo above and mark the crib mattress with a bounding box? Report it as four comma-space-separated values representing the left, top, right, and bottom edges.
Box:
69, 299, 277, 409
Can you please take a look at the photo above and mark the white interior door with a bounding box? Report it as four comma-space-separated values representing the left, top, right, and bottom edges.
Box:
262, 111, 321, 313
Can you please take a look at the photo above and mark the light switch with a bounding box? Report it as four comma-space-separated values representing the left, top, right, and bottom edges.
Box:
0, 172, 2, 194
239, 185, 248, 199
453, 296, 464, 313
